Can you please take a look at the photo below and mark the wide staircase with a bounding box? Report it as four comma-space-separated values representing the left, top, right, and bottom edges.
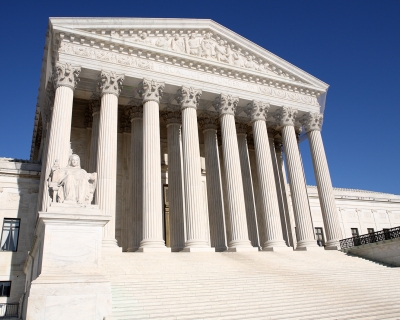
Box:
102, 250, 400, 319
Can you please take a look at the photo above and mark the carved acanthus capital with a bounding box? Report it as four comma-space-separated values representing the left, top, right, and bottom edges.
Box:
198, 112, 219, 131
235, 122, 250, 135
213, 94, 239, 116
138, 78, 165, 103
98, 70, 124, 97
53, 62, 81, 90
299, 112, 323, 132
161, 105, 181, 125
273, 106, 298, 127
175, 87, 202, 110
126, 100, 143, 121
89, 94, 101, 115
245, 100, 270, 122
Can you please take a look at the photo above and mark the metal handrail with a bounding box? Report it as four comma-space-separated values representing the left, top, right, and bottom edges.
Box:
339, 226, 400, 250
0, 303, 19, 318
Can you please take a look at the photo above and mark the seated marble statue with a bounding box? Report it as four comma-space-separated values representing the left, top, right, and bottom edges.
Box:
49, 154, 97, 205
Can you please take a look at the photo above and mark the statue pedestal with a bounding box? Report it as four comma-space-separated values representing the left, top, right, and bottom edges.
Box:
25, 204, 112, 320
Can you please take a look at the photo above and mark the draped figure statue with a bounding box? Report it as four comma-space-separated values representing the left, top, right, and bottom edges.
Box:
49, 154, 97, 205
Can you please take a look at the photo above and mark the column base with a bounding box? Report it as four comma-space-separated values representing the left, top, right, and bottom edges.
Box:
137, 247, 171, 253
324, 240, 341, 250
295, 245, 323, 251
126, 247, 139, 252
102, 239, 122, 252
215, 246, 228, 252
181, 247, 215, 252
228, 246, 259, 252
171, 247, 185, 252
262, 246, 293, 252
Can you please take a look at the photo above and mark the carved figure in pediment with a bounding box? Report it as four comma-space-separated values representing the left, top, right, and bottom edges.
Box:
135, 32, 153, 46
185, 33, 201, 56
49, 154, 97, 205
201, 32, 215, 58
244, 54, 257, 70
215, 40, 229, 63
232, 47, 244, 67
171, 34, 185, 53
155, 36, 171, 50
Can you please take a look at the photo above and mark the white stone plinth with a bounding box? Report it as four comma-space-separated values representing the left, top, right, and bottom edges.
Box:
25, 205, 112, 320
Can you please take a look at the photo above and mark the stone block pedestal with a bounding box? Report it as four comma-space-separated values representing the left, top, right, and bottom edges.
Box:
25, 204, 112, 320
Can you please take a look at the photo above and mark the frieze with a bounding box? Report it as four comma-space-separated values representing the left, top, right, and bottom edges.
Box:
59, 41, 320, 107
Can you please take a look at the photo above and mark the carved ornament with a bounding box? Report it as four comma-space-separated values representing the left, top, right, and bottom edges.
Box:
198, 112, 219, 131
299, 112, 323, 132
138, 79, 165, 103
273, 106, 298, 127
213, 94, 239, 116
175, 87, 202, 110
53, 62, 81, 90
245, 100, 270, 122
161, 105, 181, 125
126, 100, 143, 120
235, 122, 250, 134
98, 70, 124, 97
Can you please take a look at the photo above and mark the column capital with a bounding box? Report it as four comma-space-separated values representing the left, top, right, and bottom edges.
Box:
126, 102, 143, 121
52, 62, 81, 90
299, 112, 323, 133
213, 94, 239, 116
98, 70, 124, 97
235, 121, 250, 135
119, 112, 131, 133
138, 78, 165, 103
89, 94, 101, 115
273, 106, 298, 127
175, 86, 202, 110
245, 100, 270, 122
198, 112, 219, 131
161, 105, 181, 125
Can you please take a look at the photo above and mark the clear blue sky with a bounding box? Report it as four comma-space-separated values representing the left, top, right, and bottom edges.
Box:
0, 0, 399, 194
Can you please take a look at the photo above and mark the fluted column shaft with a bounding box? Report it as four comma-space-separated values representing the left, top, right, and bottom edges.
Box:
181, 107, 210, 249
139, 100, 166, 250
42, 86, 74, 212
236, 132, 260, 248
203, 128, 227, 251
96, 93, 119, 246
281, 125, 317, 249
89, 108, 100, 173
252, 120, 289, 250
121, 130, 131, 250
308, 129, 341, 249
166, 123, 186, 251
128, 117, 143, 251
219, 114, 253, 250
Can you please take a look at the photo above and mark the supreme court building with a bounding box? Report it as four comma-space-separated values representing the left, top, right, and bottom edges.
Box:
1, 18, 400, 320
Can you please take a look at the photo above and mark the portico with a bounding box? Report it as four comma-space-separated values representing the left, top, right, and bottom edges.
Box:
32, 18, 342, 253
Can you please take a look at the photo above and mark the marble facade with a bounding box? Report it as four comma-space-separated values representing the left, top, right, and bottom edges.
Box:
0, 18, 399, 319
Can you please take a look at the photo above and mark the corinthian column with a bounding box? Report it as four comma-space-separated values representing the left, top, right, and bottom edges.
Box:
198, 113, 227, 252
41, 62, 81, 212
88, 94, 101, 173
126, 102, 143, 252
175, 87, 213, 252
161, 106, 186, 252
300, 112, 341, 250
137, 79, 169, 252
235, 122, 260, 248
213, 94, 256, 252
273, 107, 319, 250
246, 101, 290, 251
96, 70, 124, 249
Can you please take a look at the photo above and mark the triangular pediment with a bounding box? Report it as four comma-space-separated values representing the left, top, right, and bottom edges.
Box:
50, 18, 328, 94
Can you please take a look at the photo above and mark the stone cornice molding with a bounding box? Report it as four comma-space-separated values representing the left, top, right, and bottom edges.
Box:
98, 70, 124, 97
299, 112, 323, 132
53, 62, 81, 90
273, 106, 298, 127
138, 78, 165, 103
235, 121, 250, 135
213, 94, 239, 116
245, 100, 270, 123
161, 105, 181, 125
174, 87, 202, 110
126, 101, 143, 121
198, 112, 219, 131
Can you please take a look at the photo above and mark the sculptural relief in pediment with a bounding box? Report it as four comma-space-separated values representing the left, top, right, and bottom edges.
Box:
76, 28, 309, 85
